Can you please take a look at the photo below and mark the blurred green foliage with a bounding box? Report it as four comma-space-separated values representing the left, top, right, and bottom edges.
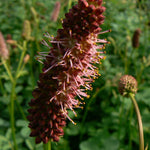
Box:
0, 0, 150, 150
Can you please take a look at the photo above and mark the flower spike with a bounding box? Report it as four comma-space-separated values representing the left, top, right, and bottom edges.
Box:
28, 0, 109, 144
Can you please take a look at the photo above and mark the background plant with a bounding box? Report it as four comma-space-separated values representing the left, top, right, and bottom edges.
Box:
0, 0, 150, 150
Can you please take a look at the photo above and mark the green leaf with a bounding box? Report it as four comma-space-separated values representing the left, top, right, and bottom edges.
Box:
16, 120, 28, 127
0, 135, 9, 142
5, 129, 11, 139
15, 85, 23, 94
4, 82, 12, 93
17, 70, 28, 78
0, 135, 12, 150
0, 95, 10, 105
0, 118, 9, 127
25, 139, 34, 150
143, 114, 150, 130
0, 118, 5, 126
21, 127, 30, 138
66, 122, 80, 136
80, 140, 100, 150
0, 73, 9, 80
137, 88, 150, 106
102, 136, 119, 150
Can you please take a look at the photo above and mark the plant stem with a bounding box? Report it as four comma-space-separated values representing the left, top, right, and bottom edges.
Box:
10, 80, 18, 150
129, 93, 144, 150
1, 58, 17, 150
68, 0, 72, 11
1, 58, 14, 83
16, 41, 27, 79
43, 140, 51, 150
0, 77, 5, 95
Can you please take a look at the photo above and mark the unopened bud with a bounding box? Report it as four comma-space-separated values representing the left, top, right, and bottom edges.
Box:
6, 40, 17, 45
22, 20, 32, 41
6, 34, 17, 49
30, 7, 38, 21
0, 32, 9, 59
24, 54, 30, 64
51, 2, 61, 22
118, 75, 138, 97
6, 34, 12, 40
132, 28, 141, 48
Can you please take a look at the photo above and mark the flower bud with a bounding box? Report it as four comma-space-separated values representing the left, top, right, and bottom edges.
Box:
118, 75, 138, 97
0, 31, 9, 59
22, 20, 32, 41
51, 1, 61, 22
132, 28, 141, 48
30, 7, 39, 22
24, 54, 30, 64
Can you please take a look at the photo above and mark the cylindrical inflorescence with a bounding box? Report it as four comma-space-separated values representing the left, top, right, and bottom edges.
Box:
28, 0, 109, 144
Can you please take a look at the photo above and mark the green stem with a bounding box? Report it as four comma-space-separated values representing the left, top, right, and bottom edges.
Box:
43, 140, 51, 150
10, 81, 18, 150
10, 40, 27, 149
1, 58, 14, 83
2, 41, 27, 150
1, 59, 17, 149
129, 93, 144, 150
0, 77, 5, 95
16, 41, 27, 79
68, 0, 72, 11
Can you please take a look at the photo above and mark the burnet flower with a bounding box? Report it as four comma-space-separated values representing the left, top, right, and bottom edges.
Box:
118, 75, 138, 97
0, 31, 9, 59
28, 0, 110, 144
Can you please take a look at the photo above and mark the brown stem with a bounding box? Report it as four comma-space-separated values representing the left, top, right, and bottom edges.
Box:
129, 93, 144, 150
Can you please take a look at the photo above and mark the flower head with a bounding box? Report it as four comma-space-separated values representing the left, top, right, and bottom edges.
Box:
132, 28, 141, 48
0, 31, 9, 59
28, 0, 109, 144
118, 75, 138, 97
